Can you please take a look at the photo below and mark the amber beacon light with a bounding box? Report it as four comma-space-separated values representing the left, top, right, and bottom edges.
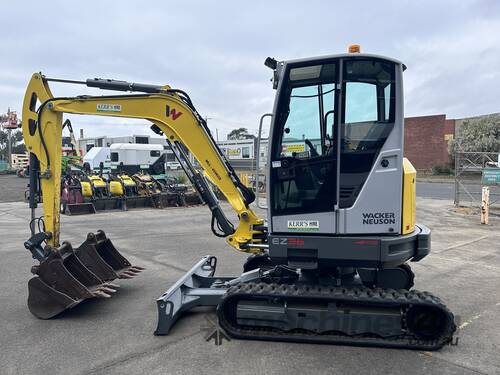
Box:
348, 44, 361, 53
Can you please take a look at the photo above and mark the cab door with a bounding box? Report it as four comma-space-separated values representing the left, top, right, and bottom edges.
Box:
338, 59, 403, 234
269, 62, 338, 234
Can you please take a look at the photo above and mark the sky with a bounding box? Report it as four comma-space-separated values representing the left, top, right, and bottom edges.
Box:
1, 0, 500, 140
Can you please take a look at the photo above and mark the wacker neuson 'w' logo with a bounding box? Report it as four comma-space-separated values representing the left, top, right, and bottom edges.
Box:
362, 212, 396, 225
166, 105, 182, 120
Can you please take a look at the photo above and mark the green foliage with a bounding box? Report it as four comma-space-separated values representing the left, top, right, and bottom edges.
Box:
0, 129, 26, 160
431, 165, 453, 175
227, 127, 254, 140
176, 174, 187, 184
449, 115, 500, 154
61, 155, 83, 174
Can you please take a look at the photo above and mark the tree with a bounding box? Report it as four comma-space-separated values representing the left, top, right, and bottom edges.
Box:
227, 127, 254, 140
449, 114, 500, 154
0, 129, 26, 161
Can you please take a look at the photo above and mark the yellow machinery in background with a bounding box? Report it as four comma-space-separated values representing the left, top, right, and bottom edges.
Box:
109, 173, 137, 197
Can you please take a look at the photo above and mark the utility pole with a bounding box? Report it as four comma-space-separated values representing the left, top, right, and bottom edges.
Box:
204, 117, 216, 141
1, 108, 19, 170
7, 128, 12, 169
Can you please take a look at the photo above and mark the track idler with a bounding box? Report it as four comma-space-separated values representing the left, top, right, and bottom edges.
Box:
26, 231, 144, 319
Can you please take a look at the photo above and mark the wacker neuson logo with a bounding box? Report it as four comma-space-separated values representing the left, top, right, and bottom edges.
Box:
362, 212, 396, 225
287, 220, 319, 231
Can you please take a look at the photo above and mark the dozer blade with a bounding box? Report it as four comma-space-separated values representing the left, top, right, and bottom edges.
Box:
184, 192, 202, 205
28, 242, 119, 319
122, 195, 152, 209
158, 192, 186, 207
92, 197, 122, 211
80, 230, 145, 279
66, 203, 96, 216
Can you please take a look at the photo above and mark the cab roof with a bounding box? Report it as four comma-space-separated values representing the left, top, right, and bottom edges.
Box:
283, 53, 406, 70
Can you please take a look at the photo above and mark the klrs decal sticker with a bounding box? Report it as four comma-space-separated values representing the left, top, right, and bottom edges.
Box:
96, 104, 122, 112
287, 220, 319, 231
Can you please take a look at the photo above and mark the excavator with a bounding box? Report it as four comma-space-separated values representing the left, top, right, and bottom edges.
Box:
21, 46, 456, 350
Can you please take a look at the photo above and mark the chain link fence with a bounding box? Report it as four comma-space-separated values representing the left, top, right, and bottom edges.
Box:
454, 151, 500, 207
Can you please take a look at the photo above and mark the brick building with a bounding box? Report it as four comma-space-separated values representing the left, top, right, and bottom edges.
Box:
404, 114, 455, 170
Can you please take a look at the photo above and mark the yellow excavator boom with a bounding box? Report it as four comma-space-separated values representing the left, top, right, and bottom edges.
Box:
22, 73, 263, 252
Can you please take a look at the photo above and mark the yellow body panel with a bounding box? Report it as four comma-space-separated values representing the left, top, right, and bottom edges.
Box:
119, 174, 136, 187
109, 181, 124, 196
402, 158, 416, 235
22, 73, 263, 249
88, 175, 107, 188
80, 182, 93, 198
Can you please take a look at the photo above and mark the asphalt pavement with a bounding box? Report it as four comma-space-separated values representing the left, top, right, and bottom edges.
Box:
417, 181, 455, 200
1, 198, 499, 375
0, 174, 27, 202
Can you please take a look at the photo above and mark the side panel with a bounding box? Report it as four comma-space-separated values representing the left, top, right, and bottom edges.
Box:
401, 158, 416, 234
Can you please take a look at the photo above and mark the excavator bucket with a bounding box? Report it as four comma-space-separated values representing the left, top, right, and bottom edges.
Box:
27, 231, 144, 319
78, 230, 145, 279
65, 202, 96, 215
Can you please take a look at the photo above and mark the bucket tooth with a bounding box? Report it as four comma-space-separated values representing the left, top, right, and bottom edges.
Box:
99, 286, 118, 294
117, 272, 136, 279
130, 266, 146, 271
91, 290, 112, 298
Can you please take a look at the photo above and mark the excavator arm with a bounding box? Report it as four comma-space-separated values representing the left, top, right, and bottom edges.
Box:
22, 73, 264, 252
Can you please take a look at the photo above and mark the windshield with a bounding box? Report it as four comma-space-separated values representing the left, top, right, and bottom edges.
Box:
277, 63, 337, 160
270, 58, 397, 216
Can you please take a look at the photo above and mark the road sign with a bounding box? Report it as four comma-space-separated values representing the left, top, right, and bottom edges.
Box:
481, 168, 500, 185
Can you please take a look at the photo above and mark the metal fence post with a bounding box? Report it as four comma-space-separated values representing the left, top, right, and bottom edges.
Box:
454, 151, 460, 207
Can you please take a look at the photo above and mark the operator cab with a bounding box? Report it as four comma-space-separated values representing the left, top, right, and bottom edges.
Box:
266, 51, 405, 237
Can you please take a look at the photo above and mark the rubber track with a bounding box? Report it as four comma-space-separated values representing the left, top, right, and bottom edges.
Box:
217, 282, 456, 350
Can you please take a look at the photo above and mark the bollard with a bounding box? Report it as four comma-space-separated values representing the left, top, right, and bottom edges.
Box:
481, 186, 489, 225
